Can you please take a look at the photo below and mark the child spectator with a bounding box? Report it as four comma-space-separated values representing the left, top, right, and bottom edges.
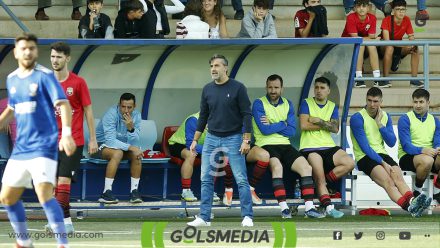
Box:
114, 0, 146, 38
78, 0, 114, 39
176, 0, 210, 39
342, 0, 381, 88
237, 0, 277, 38
379, 0, 423, 88
294, 0, 328, 38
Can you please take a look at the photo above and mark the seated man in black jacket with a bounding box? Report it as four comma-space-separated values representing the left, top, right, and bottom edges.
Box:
114, 0, 145, 38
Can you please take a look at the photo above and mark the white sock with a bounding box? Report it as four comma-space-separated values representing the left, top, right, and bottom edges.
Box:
182, 189, 190, 193
373, 70, 381, 78
104, 178, 114, 192
225, 187, 233, 192
64, 217, 72, 225
279, 201, 288, 211
326, 205, 335, 213
250, 186, 255, 191
131, 177, 140, 192
304, 201, 314, 211
356, 71, 363, 78
414, 186, 422, 194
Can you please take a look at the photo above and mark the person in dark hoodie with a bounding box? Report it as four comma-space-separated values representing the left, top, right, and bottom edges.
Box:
142, 0, 170, 38
114, 0, 146, 38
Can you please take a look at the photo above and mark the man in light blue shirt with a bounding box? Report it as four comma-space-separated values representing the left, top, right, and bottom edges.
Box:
94, 93, 143, 204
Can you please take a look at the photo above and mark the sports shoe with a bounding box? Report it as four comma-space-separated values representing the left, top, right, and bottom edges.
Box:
416, 10, 429, 21
181, 189, 197, 202
223, 190, 233, 207
354, 81, 366, 88
281, 208, 292, 219
326, 208, 344, 218
98, 190, 118, 204
251, 189, 263, 205
373, 81, 391, 88
130, 189, 143, 203
241, 216, 254, 227
15, 242, 34, 248
289, 205, 299, 216
35, 10, 49, 20
433, 192, 440, 204
304, 208, 325, 218
410, 80, 424, 88
416, 196, 432, 217
45, 223, 74, 234
187, 216, 211, 227
408, 193, 427, 217
213, 192, 220, 202
391, 53, 401, 72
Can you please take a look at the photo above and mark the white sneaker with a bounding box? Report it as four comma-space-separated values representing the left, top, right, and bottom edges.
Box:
241, 216, 253, 227
213, 192, 220, 202
187, 216, 211, 227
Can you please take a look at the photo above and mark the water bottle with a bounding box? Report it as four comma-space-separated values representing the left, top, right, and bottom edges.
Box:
210, 27, 220, 39
294, 179, 301, 199
92, 10, 100, 32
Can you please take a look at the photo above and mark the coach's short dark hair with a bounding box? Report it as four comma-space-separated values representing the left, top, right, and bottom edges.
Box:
120, 93, 136, 104
315, 76, 330, 87
126, 0, 143, 11
50, 42, 71, 56
354, 0, 369, 6
391, 0, 406, 8
412, 88, 429, 101
15, 33, 38, 45
266, 74, 283, 87
209, 54, 228, 66
254, 0, 269, 9
366, 87, 382, 98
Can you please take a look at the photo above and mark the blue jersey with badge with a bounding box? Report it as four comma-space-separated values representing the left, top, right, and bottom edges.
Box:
7, 64, 67, 160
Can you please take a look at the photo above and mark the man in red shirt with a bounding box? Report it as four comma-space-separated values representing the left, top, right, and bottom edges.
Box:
342, 0, 381, 88
294, 0, 326, 38
48, 42, 98, 233
379, 0, 422, 88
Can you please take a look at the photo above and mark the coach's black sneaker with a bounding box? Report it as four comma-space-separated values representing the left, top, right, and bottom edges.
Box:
374, 81, 391, 88
391, 53, 401, 72
99, 190, 118, 204
354, 81, 366, 88
130, 189, 143, 203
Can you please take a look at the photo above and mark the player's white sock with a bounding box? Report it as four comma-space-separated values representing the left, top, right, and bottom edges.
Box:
131, 177, 140, 192
225, 187, 233, 192
355, 71, 362, 78
250, 186, 255, 191
182, 189, 190, 193
279, 201, 288, 211
326, 204, 334, 214
64, 217, 72, 225
104, 178, 114, 192
373, 70, 381, 78
304, 201, 314, 211
17, 239, 33, 247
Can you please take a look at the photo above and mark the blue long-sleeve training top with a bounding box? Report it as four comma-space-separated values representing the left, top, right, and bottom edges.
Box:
197, 79, 252, 137
398, 111, 440, 155
350, 111, 396, 164
252, 95, 296, 137
185, 116, 203, 154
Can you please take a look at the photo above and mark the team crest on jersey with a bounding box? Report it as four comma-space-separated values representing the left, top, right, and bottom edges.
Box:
10, 87, 16, 95
365, 24, 371, 31
66, 87, 74, 96
29, 83, 38, 96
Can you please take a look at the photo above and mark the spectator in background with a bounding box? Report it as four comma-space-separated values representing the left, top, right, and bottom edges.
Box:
94, 93, 143, 204
379, 0, 422, 88
176, 0, 210, 39
294, 0, 328, 38
123, 0, 184, 16
0, 97, 16, 145
342, 0, 381, 88
35, 0, 83, 20
141, 0, 171, 38
237, 0, 277, 38
78, 0, 114, 39
114, 0, 146, 38
343, 0, 391, 16
416, 0, 429, 21
201, 0, 229, 38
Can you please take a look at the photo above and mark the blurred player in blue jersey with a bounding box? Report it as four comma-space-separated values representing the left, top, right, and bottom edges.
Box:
0, 33, 76, 248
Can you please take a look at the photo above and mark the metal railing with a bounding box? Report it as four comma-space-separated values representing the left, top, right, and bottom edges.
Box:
356, 40, 440, 90
0, 0, 30, 32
